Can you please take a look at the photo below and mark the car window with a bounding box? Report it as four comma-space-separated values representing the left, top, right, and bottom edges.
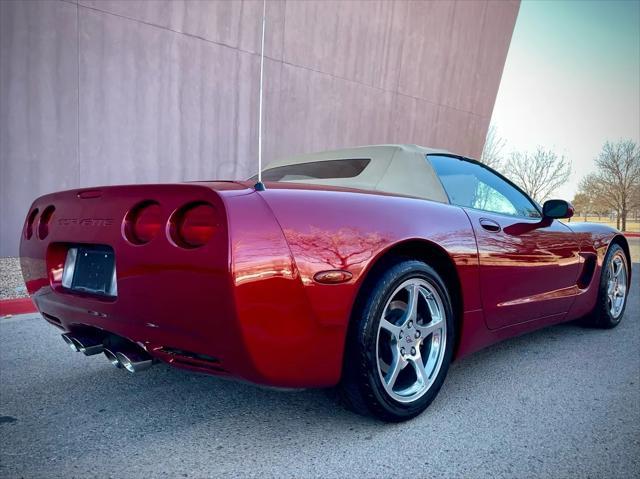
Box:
250, 159, 370, 182
428, 155, 541, 218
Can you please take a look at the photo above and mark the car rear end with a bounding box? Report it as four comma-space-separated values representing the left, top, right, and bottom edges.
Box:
19, 183, 244, 378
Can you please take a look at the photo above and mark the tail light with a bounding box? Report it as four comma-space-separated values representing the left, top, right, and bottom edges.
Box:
124, 201, 162, 245
24, 208, 39, 239
169, 202, 218, 248
37, 205, 55, 239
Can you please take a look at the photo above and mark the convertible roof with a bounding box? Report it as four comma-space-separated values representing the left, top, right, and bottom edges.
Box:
262, 144, 452, 203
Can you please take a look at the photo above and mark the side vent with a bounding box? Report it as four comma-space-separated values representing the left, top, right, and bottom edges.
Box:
577, 254, 597, 289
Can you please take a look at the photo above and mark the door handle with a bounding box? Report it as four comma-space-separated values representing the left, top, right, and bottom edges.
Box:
479, 218, 501, 232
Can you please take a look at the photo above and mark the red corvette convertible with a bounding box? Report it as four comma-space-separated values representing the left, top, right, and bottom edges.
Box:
20, 145, 631, 421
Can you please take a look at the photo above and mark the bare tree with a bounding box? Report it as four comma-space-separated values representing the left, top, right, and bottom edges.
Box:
480, 124, 506, 170
578, 173, 610, 220
571, 192, 592, 221
504, 147, 571, 203
632, 183, 640, 222
586, 140, 640, 231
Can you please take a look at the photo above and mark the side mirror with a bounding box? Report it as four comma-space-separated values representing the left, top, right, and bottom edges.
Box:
542, 199, 574, 219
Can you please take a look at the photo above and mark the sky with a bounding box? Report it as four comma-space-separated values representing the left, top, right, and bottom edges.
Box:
490, 0, 640, 200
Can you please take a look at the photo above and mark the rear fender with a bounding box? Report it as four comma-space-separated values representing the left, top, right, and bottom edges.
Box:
563, 222, 627, 319
223, 191, 345, 386
259, 188, 482, 368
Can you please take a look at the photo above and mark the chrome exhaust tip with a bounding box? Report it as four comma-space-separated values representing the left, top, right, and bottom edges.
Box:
61, 333, 104, 356
116, 350, 154, 373
103, 348, 122, 368
65, 333, 153, 372
75, 339, 104, 356
61, 333, 80, 352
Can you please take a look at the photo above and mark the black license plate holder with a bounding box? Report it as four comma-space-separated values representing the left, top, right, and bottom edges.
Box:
71, 246, 116, 297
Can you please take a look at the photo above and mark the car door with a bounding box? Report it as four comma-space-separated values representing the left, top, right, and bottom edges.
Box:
428, 155, 581, 330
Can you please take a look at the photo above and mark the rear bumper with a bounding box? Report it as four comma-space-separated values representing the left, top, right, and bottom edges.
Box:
33, 287, 237, 378
39, 293, 230, 375
30, 272, 344, 388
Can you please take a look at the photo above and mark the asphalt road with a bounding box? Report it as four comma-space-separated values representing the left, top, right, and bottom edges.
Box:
1, 244, 639, 478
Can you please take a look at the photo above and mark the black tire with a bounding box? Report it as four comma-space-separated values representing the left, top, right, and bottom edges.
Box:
582, 243, 630, 329
339, 259, 455, 422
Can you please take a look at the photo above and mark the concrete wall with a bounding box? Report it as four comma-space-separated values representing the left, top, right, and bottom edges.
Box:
0, 0, 519, 256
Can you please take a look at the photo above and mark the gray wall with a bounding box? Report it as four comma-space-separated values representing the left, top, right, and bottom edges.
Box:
0, 0, 519, 256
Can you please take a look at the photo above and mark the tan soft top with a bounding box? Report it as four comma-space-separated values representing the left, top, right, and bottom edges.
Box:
263, 144, 451, 203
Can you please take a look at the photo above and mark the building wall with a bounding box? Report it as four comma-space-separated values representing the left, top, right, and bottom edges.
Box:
0, 0, 519, 256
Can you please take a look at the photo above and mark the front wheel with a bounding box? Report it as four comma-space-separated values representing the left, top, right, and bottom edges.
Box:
340, 260, 455, 422
583, 243, 630, 329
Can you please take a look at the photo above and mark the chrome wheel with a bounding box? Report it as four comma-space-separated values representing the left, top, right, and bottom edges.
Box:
376, 278, 447, 403
607, 252, 628, 319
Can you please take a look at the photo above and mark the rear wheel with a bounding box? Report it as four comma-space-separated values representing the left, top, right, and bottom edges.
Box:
583, 243, 629, 328
340, 260, 455, 422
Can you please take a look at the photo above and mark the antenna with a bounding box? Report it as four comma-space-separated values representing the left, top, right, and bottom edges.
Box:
254, 0, 267, 192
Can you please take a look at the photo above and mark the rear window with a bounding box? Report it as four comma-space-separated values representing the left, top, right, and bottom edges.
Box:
253, 159, 370, 182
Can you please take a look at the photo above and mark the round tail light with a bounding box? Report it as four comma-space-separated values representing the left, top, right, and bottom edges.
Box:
124, 201, 162, 245
24, 208, 39, 239
169, 202, 218, 248
37, 205, 55, 239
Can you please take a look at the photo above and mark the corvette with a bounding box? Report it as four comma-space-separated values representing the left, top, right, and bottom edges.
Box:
20, 144, 631, 421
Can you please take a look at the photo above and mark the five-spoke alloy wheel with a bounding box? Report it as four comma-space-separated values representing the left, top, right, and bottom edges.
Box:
376, 278, 447, 403
606, 250, 628, 319
584, 243, 630, 329
340, 259, 455, 422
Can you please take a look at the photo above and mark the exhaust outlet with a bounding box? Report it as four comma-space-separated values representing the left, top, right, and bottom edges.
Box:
61, 333, 104, 356
116, 349, 154, 373
63, 332, 154, 373
103, 348, 122, 368
61, 333, 79, 352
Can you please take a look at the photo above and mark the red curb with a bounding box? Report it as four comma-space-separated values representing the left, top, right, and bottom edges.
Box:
624, 232, 640, 238
0, 298, 37, 316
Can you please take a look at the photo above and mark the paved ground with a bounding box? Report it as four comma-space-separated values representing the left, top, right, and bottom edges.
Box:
1, 244, 638, 478
0, 258, 26, 300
